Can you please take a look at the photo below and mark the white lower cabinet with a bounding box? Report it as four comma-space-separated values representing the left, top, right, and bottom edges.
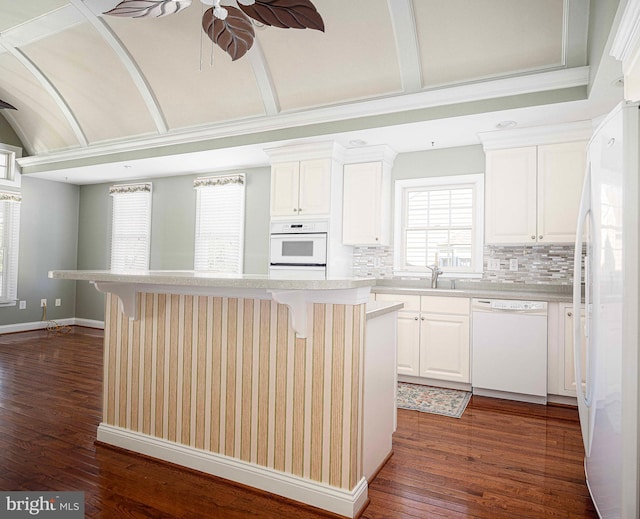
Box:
547, 302, 586, 398
375, 293, 470, 384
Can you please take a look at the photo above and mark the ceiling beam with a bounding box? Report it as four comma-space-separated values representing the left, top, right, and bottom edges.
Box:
387, 0, 423, 93
248, 38, 280, 116
0, 38, 89, 148
69, 0, 169, 134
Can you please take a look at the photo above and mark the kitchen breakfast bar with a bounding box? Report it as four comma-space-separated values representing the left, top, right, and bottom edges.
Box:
48, 270, 401, 518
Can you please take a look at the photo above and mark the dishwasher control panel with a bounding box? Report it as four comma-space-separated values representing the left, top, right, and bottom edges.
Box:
473, 299, 547, 312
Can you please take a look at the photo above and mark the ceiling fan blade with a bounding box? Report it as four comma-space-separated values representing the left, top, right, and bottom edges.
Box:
0, 99, 17, 110
104, 0, 192, 18
202, 6, 255, 61
238, 0, 324, 31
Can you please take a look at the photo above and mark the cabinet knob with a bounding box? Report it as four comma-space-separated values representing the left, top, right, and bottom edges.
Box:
414, 317, 419, 321
567, 311, 573, 317
293, 208, 298, 212
421, 317, 425, 321
298, 208, 302, 213
539, 235, 543, 239
375, 237, 379, 241
531, 235, 536, 240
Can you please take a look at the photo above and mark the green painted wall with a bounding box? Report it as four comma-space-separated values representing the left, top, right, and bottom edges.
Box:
0, 177, 79, 326
75, 167, 271, 320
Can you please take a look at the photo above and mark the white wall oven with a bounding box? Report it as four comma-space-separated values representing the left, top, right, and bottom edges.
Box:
269, 221, 328, 279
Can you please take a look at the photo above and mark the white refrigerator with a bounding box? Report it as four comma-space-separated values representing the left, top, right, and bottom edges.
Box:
573, 101, 639, 519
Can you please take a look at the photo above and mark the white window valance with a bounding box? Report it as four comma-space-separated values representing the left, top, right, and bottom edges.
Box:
109, 183, 152, 195
0, 192, 22, 203
193, 175, 245, 189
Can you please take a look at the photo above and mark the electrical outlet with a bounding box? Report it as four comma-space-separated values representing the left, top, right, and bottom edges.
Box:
55, 298, 61, 307
509, 258, 519, 271
487, 258, 501, 271
19, 300, 26, 310
40, 299, 47, 307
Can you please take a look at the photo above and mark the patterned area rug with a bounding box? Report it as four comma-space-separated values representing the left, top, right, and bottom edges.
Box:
397, 382, 471, 418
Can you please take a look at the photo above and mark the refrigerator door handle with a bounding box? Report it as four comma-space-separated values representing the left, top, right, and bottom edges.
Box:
574, 164, 593, 409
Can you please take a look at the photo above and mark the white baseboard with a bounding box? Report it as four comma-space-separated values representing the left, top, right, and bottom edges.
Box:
0, 318, 104, 334
73, 318, 105, 329
97, 424, 369, 518
398, 375, 472, 392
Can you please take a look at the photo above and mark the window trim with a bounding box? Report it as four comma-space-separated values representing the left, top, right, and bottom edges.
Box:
393, 174, 484, 277
0, 144, 21, 189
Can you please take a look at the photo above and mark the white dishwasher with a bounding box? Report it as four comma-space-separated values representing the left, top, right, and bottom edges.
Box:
471, 299, 548, 404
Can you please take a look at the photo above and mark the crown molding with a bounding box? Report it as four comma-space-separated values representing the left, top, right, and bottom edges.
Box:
263, 141, 347, 163
18, 66, 589, 172
610, 0, 640, 62
344, 144, 397, 166
478, 120, 593, 150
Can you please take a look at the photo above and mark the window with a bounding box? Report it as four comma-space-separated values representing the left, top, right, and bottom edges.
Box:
110, 183, 152, 271
0, 144, 21, 189
0, 192, 21, 304
394, 174, 484, 276
194, 174, 245, 273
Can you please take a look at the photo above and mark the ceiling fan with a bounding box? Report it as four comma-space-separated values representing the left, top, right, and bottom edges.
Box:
0, 100, 17, 110
104, 0, 324, 61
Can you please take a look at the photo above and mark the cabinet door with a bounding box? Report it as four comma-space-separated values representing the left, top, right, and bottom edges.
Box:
298, 159, 331, 215
375, 294, 420, 376
537, 141, 587, 243
564, 306, 587, 394
271, 162, 300, 217
342, 162, 385, 245
485, 147, 537, 244
396, 311, 421, 376
419, 313, 470, 383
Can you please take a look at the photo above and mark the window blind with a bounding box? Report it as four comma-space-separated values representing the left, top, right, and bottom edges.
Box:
110, 183, 152, 271
403, 185, 474, 271
194, 175, 245, 273
0, 193, 21, 302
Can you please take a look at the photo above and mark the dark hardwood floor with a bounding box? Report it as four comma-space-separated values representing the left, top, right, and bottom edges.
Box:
0, 327, 597, 518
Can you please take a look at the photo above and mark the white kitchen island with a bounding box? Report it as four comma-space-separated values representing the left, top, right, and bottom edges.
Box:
48, 270, 400, 518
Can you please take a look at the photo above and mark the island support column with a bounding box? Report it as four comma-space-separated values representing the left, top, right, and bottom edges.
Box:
97, 290, 369, 517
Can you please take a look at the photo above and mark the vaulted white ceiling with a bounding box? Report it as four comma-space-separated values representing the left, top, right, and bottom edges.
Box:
0, 0, 625, 183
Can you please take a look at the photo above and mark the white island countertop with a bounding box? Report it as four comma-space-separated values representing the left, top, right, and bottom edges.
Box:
48, 269, 376, 291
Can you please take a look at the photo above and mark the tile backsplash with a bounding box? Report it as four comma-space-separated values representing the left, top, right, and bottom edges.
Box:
483, 244, 581, 285
351, 243, 582, 284
352, 246, 394, 278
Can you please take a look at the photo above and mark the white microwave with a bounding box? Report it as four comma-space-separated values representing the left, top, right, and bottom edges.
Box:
269, 221, 328, 267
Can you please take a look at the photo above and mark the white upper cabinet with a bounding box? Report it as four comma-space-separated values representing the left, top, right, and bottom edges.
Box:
270, 158, 331, 217
537, 141, 588, 243
485, 146, 537, 244
270, 161, 300, 217
343, 161, 390, 245
485, 141, 587, 244
341, 145, 396, 246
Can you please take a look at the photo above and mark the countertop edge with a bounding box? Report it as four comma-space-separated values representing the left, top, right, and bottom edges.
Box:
366, 301, 404, 320
49, 270, 376, 291
372, 286, 574, 303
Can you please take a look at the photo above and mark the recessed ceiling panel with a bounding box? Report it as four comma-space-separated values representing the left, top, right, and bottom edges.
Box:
0, 0, 69, 32
415, 0, 564, 87
258, 0, 402, 111
0, 52, 81, 154
105, 6, 265, 131
22, 21, 158, 144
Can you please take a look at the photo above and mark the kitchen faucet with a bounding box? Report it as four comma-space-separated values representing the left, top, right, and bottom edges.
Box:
425, 263, 443, 288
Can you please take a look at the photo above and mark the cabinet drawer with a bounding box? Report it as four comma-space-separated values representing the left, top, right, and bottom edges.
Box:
420, 296, 469, 315
375, 293, 420, 312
